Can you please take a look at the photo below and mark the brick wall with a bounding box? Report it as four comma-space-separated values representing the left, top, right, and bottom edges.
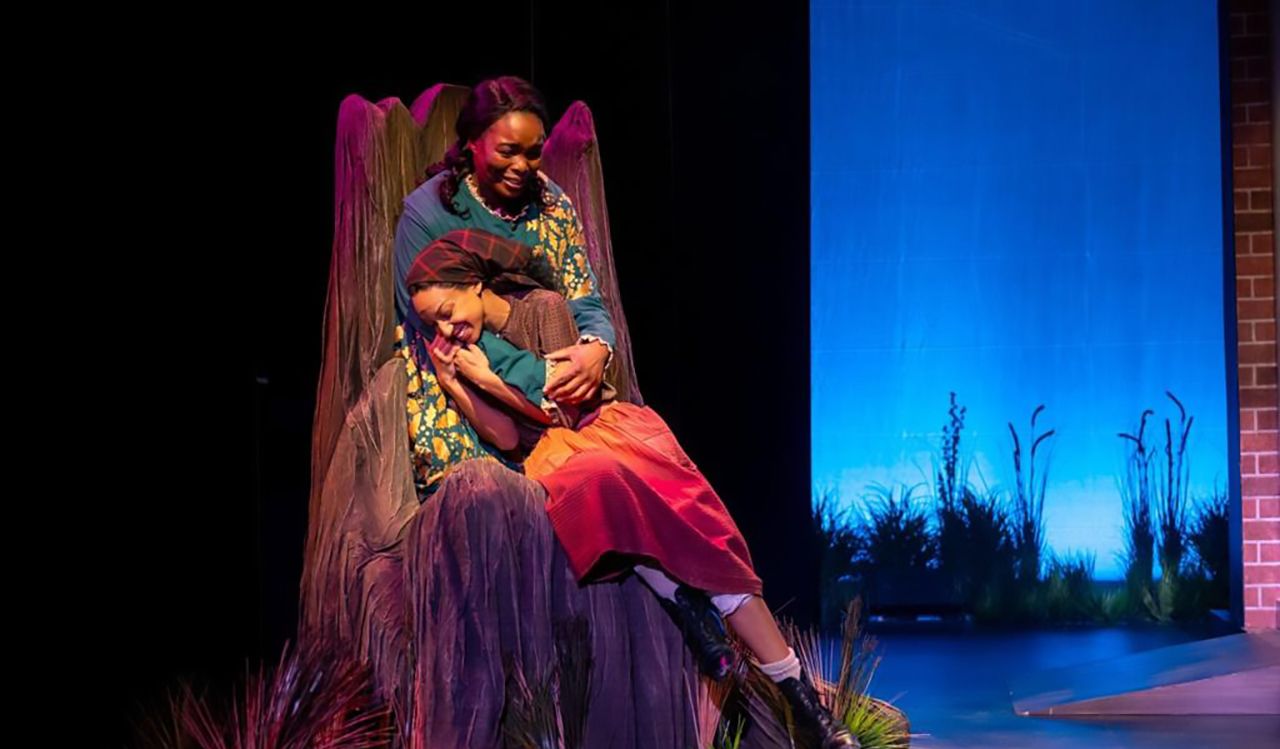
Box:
1229, 0, 1280, 630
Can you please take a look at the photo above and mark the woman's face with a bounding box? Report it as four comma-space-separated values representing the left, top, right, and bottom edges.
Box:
412, 283, 485, 344
468, 111, 545, 204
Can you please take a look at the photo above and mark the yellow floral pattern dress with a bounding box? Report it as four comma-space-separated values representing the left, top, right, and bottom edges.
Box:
394, 172, 613, 497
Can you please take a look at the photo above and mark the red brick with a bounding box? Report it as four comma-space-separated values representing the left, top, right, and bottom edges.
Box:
1257, 409, 1279, 430
1230, 14, 1247, 36
1243, 453, 1260, 474
1233, 81, 1270, 107
1242, 431, 1279, 452
1254, 277, 1275, 298
1262, 499, 1280, 517
1251, 232, 1274, 253
1242, 409, 1257, 430
1241, 343, 1277, 364
1248, 58, 1274, 81
1246, 565, 1280, 584
1232, 2, 1267, 17
1235, 167, 1273, 188
1244, 607, 1275, 630
1234, 144, 1249, 167
1241, 386, 1279, 408
1259, 366, 1279, 387
1245, 498, 1259, 518
1248, 103, 1273, 123
1261, 452, 1280, 474
1243, 474, 1280, 496
1233, 36, 1271, 59
1240, 299, 1277, 320
1250, 144, 1274, 165
1235, 122, 1271, 144
1261, 543, 1280, 562
1237, 254, 1277, 276
1246, 13, 1274, 38
1258, 320, 1278, 342
1235, 211, 1274, 232
1246, 585, 1262, 608
1236, 190, 1251, 211
1247, 542, 1261, 563
1241, 366, 1256, 387
1250, 188, 1274, 209
1240, 321, 1256, 342
1244, 519, 1280, 541
1233, 2, 1268, 16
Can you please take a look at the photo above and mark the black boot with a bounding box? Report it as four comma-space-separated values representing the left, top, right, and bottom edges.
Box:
776, 670, 859, 749
657, 585, 734, 680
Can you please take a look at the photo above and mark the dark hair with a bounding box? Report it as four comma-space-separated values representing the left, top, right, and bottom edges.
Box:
425, 76, 554, 215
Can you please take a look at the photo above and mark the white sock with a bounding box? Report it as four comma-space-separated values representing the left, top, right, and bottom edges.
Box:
758, 647, 802, 683
710, 592, 753, 617
635, 567, 754, 620
634, 565, 679, 601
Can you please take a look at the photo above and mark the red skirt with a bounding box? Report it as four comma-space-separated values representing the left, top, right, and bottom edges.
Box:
524, 402, 762, 595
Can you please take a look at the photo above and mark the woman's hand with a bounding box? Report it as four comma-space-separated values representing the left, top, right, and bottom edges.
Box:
454, 344, 496, 385
426, 335, 460, 387
544, 340, 609, 404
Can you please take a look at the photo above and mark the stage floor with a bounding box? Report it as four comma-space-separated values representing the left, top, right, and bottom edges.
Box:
862, 624, 1280, 748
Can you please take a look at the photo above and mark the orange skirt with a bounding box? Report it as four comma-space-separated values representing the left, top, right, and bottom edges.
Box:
524, 402, 762, 595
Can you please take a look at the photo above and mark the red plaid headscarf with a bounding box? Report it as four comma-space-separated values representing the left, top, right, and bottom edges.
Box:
405, 229, 545, 294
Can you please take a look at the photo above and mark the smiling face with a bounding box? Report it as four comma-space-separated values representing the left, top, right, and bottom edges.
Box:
410, 282, 485, 344
467, 110, 545, 206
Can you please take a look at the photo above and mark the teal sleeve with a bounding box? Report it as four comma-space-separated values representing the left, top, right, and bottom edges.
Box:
475, 331, 546, 406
